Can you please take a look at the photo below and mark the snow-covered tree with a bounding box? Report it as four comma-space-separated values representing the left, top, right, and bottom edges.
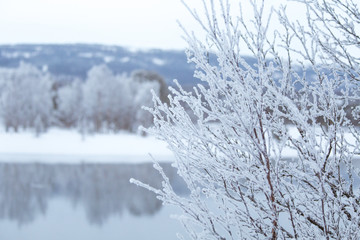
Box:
0, 62, 53, 134
130, 70, 165, 133
82, 64, 114, 132
131, 70, 169, 104
54, 65, 166, 134
82, 65, 133, 132
132, 80, 160, 133
55, 78, 83, 128
132, 0, 360, 239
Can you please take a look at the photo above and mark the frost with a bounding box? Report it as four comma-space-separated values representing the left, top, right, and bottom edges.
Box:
132, 0, 360, 239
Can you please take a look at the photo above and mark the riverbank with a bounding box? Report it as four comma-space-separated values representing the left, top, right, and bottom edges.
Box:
0, 128, 174, 163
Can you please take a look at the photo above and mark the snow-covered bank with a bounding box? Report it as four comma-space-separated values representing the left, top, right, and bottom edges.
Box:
0, 129, 174, 163
1, 127, 357, 164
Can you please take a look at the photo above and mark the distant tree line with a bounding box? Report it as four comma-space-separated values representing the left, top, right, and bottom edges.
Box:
0, 62, 168, 135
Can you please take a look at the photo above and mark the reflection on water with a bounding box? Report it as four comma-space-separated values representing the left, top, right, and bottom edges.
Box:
0, 162, 185, 226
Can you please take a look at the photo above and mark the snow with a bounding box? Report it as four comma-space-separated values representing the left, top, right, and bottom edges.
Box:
103, 56, 114, 63
0, 128, 174, 164
152, 58, 166, 66
120, 57, 130, 63
1, 51, 37, 59
0, 126, 356, 165
78, 52, 93, 58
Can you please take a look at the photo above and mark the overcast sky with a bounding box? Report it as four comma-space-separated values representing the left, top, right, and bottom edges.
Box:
0, 0, 302, 50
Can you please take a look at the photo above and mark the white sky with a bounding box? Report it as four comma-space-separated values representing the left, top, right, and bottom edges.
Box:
0, 0, 303, 50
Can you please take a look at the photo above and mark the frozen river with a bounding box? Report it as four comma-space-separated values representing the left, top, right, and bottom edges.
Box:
0, 162, 186, 240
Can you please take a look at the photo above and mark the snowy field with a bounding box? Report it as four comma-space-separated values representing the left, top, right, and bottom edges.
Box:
0, 128, 174, 163
0, 126, 357, 164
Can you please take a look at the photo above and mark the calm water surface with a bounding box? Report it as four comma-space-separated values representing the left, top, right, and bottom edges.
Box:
0, 162, 187, 240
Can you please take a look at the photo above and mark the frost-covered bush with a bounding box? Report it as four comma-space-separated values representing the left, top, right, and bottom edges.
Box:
132, 0, 360, 239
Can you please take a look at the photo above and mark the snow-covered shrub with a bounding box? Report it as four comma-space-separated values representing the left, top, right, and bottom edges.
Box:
132, 0, 360, 239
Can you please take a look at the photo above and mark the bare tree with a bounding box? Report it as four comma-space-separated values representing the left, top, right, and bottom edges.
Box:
132, 0, 360, 239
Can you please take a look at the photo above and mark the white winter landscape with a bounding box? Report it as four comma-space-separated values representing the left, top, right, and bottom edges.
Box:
1, 0, 360, 239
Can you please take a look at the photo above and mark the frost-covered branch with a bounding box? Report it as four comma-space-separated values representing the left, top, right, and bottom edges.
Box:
132, 0, 360, 239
